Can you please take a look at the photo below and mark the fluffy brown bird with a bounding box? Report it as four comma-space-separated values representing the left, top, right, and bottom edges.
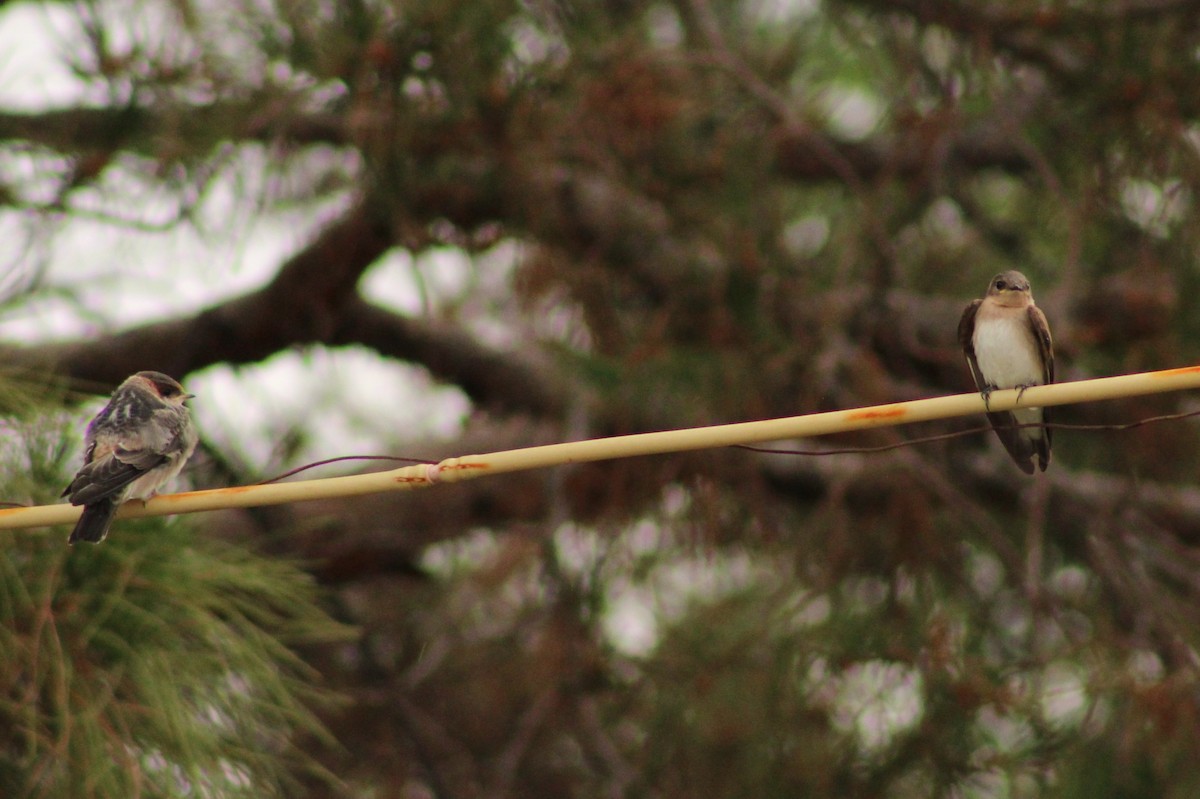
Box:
62, 371, 198, 543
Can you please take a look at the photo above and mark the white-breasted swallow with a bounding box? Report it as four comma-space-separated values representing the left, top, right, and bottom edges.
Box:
958, 271, 1055, 474
62, 371, 198, 544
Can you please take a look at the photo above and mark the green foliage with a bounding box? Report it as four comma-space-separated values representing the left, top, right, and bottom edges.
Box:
0, 419, 349, 798
12, 0, 1200, 795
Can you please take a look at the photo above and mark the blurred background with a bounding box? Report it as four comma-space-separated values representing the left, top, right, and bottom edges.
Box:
3, 0, 1200, 796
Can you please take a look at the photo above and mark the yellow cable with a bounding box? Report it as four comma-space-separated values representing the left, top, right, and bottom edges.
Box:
2, 365, 1198, 532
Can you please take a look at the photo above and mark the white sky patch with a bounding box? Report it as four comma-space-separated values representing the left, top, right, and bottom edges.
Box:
842, 575, 889, 614
418, 529, 503, 579
645, 4, 684, 49
924, 197, 968, 247
1047, 564, 1090, 602
1038, 661, 1087, 728
362, 248, 468, 317
973, 703, 1034, 757
539, 501, 784, 658
457, 240, 525, 349
782, 214, 830, 259
362, 239, 524, 350
0, 212, 287, 339
828, 660, 924, 753
921, 27, 957, 74
506, 16, 566, 70
653, 550, 760, 615
549, 518, 669, 656
603, 581, 659, 657
0, 3, 85, 110
967, 547, 1004, 599
552, 522, 607, 580
777, 590, 831, 631
605, 545, 777, 656
1127, 649, 1164, 685
748, 0, 820, 25
1120, 178, 1187, 237
823, 86, 883, 141
990, 589, 1030, 641
190, 348, 470, 468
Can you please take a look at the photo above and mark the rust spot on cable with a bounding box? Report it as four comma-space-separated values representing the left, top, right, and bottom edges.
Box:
1151, 365, 1200, 377
393, 475, 430, 484
441, 461, 489, 472
846, 407, 906, 421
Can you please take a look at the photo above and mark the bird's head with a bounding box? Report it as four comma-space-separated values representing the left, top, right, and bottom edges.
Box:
128, 371, 195, 404
985, 270, 1033, 306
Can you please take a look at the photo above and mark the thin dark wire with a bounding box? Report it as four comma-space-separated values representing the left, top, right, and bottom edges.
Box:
737, 425, 995, 456
5, 411, 1200, 507
0, 455, 439, 506
737, 409, 1200, 457
0, 453, 436, 503
254, 455, 438, 485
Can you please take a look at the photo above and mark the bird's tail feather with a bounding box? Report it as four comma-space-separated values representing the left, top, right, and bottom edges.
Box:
986, 411, 1039, 475
69, 500, 119, 544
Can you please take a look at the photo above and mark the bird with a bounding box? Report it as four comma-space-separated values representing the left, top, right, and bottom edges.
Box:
958, 271, 1055, 474
62, 371, 199, 544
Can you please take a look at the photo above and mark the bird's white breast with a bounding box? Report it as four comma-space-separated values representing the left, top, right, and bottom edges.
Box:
973, 314, 1043, 389
125, 454, 190, 501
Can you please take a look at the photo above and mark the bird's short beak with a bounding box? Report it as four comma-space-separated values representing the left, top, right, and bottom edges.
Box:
184, 393, 196, 400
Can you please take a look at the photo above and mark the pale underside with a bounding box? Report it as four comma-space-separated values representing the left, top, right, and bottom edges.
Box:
972, 312, 1045, 431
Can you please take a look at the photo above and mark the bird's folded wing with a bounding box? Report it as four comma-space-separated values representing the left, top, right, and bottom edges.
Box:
63, 447, 169, 505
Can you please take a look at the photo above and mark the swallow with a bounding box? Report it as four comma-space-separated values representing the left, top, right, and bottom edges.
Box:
958, 271, 1054, 474
62, 371, 199, 544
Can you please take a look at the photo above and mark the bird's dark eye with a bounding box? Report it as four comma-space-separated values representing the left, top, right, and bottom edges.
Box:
994, 279, 1005, 290
150, 379, 182, 398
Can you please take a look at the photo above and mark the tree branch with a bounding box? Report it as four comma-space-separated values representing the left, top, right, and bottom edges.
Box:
773, 126, 1032, 183
844, 0, 1200, 34
0, 203, 563, 416
1, 202, 389, 388
0, 106, 346, 155
0, 103, 1037, 193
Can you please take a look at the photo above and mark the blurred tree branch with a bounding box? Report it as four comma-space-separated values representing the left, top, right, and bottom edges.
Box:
0, 204, 561, 415
0, 103, 1036, 192
847, 0, 1200, 34
0, 106, 346, 154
